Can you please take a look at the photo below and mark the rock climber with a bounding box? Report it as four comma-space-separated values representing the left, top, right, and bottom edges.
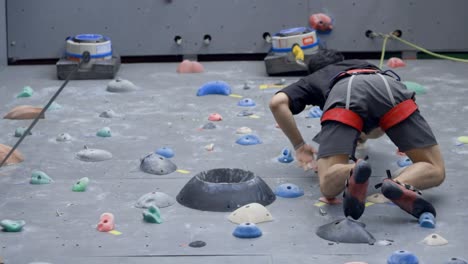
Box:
269, 48, 445, 220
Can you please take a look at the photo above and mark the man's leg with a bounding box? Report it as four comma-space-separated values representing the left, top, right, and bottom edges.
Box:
317, 154, 352, 198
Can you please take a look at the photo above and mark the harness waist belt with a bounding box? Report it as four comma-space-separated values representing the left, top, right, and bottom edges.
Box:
321, 108, 364, 132
379, 99, 418, 131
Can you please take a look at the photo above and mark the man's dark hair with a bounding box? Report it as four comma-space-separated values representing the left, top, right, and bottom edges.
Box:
307, 49, 344, 74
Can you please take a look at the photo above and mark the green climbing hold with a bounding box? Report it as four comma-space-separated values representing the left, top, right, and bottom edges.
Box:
96, 127, 112, 137
457, 136, 468, 144
142, 205, 162, 224
72, 177, 89, 192
14, 127, 32, 137
30, 171, 53, 184
47, 102, 62, 111
403, 81, 426, 95
0, 219, 26, 232
16, 86, 34, 98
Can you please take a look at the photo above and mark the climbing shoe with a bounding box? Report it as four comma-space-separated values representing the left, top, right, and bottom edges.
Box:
343, 159, 372, 220
377, 170, 436, 219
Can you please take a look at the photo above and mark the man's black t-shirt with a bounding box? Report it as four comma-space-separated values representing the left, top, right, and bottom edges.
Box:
279, 59, 379, 114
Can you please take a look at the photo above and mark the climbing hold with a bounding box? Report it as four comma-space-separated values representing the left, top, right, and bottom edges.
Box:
277, 148, 294, 163
237, 110, 254, 117
135, 191, 176, 208
307, 106, 323, 118
72, 177, 89, 192
3, 105, 44, 120
422, 233, 448, 246
238, 98, 256, 107
16, 86, 34, 98
56, 133, 72, 142
397, 157, 412, 167
30, 171, 53, 184
376, 239, 393, 246
309, 13, 333, 32
403, 81, 426, 95
140, 153, 177, 175
76, 146, 112, 162
99, 109, 117, 118
189, 240, 207, 248
204, 143, 215, 151
177, 60, 204, 73
418, 212, 436, 228
233, 223, 262, 238
387, 250, 419, 264
202, 122, 216, 129
47, 102, 62, 111
106, 78, 137, 93
155, 147, 174, 158
0, 144, 24, 165
445, 257, 468, 264
236, 134, 262, 145
387, 57, 406, 68
0, 219, 26, 232
208, 113, 222, 121
97, 213, 115, 232
96, 127, 112, 137
316, 218, 376, 244
274, 183, 304, 198
243, 82, 251, 90
457, 136, 468, 144
177, 168, 276, 212
236, 126, 252, 134
197, 81, 231, 96
228, 203, 274, 224
142, 205, 162, 224
366, 193, 390, 204
319, 197, 342, 204
14, 127, 32, 137
275, 78, 286, 85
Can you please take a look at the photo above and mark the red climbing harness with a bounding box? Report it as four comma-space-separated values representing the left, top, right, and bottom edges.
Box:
321, 69, 418, 132
379, 99, 418, 131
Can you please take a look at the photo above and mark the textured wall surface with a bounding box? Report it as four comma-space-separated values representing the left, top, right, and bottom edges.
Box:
5, 0, 468, 60
0, 0, 6, 68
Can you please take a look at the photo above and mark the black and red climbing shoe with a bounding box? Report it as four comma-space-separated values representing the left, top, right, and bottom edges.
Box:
377, 170, 436, 219
343, 159, 372, 220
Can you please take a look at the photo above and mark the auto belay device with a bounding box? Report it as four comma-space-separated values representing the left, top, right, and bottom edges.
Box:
56, 34, 120, 80
264, 27, 319, 76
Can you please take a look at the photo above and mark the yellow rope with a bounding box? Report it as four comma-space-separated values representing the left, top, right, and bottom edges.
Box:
379, 35, 388, 68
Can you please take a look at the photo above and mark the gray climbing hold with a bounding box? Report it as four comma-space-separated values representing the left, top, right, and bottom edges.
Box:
189, 240, 207, 248
14, 127, 31, 137
76, 146, 112, 162
106, 78, 137, 93
99, 109, 117, 118
135, 191, 176, 208
56, 133, 72, 142
140, 153, 177, 175
202, 122, 216, 129
316, 218, 376, 244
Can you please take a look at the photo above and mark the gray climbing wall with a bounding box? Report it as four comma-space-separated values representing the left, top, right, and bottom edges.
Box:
6, 0, 468, 60
0, 0, 6, 69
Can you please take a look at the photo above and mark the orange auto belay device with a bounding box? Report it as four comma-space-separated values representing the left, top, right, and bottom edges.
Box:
321, 69, 418, 132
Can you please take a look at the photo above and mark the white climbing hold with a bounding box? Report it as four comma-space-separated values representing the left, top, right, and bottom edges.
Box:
228, 203, 273, 224
422, 233, 448, 246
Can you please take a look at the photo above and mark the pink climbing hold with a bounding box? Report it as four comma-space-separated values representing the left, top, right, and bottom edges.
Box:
387, 57, 406, 68
319, 196, 342, 205
309, 13, 333, 32
97, 213, 115, 232
208, 113, 222, 121
177, 60, 204, 73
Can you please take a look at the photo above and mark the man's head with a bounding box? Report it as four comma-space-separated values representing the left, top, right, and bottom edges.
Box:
307, 49, 344, 74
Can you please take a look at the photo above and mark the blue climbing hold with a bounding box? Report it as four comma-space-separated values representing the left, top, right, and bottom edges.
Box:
307, 106, 323, 118
445, 257, 468, 264
277, 148, 294, 163
155, 147, 174, 158
233, 223, 262, 238
197, 81, 231, 96
238, 98, 256, 107
236, 134, 262, 145
397, 157, 412, 167
274, 183, 304, 198
418, 212, 435, 228
387, 250, 419, 264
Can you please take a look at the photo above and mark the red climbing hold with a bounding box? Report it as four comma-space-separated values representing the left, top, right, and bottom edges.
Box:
208, 113, 222, 121
97, 213, 115, 232
387, 57, 406, 68
177, 60, 204, 73
309, 13, 333, 32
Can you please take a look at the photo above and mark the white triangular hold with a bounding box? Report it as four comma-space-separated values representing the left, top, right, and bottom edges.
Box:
422, 233, 448, 246
228, 203, 273, 224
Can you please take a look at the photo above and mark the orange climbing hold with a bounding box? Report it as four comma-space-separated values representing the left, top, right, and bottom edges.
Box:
387, 57, 406, 68
0, 144, 24, 165
3, 105, 44, 120
97, 213, 115, 232
177, 60, 204, 73
309, 13, 333, 32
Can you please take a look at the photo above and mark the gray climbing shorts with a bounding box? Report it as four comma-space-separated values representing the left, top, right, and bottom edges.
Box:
313, 74, 438, 159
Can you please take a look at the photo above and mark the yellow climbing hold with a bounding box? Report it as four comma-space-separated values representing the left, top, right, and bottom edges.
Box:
177, 169, 190, 174
457, 136, 468, 144
365, 202, 374, 207
108, 230, 122, 236
259, 84, 285, 90
314, 201, 326, 207
229, 94, 243, 98
249, 115, 260, 119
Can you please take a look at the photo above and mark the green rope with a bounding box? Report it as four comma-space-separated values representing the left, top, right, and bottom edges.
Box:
379, 35, 389, 68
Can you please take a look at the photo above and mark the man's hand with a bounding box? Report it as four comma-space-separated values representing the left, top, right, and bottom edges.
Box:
295, 143, 318, 171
